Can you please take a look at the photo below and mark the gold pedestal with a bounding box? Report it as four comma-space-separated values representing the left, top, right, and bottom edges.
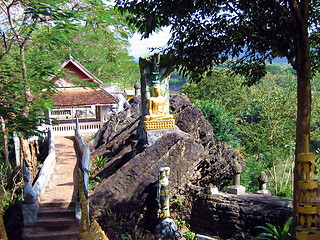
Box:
144, 119, 175, 130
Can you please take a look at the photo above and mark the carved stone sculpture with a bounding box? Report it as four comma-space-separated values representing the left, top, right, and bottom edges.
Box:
156, 218, 181, 240
156, 167, 181, 239
158, 167, 170, 219
257, 171, 271, 195
227, 161, 246, 195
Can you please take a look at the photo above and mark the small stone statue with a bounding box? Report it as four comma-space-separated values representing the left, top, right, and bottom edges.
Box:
156, 167, 181, 239
257, 171, 271, 195
227, 161, 246, 195
145, 84, 174, 121
158, 167, 171, 219
234, 161, 242, 186
134, 82, 141, 96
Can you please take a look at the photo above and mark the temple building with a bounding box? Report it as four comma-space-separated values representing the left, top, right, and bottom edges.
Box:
46, 57, 119, 136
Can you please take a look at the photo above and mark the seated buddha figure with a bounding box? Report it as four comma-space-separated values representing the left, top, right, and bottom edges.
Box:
145, 84, 174, 121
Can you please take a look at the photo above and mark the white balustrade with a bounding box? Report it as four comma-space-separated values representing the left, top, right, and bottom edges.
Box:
43, 122, 102, 136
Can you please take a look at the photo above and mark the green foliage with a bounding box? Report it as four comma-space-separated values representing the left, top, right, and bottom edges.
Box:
172, 199, 182, 205
55, 23, 139, 89
173, 220, 196, 240
173, 219, 186, 229
194, 100, 240, 147
181, 67, 299, 197
241, 155, 266, 194
181, 69, 245, 108
253, 217, 292, 240
237, 78, 296, 197
0, 162, 23, 212
116, 0, 320, 83
120, 232, 157, 240
184, 231, 196, 240
90, 155, 110, 175
89, 176, 102, 191
89, 155, 110, 190
0, 0, 138, 140
95, 156, 110, 169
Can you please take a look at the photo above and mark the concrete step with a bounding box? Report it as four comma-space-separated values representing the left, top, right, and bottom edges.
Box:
22, 201, 79, 240
38, 207, 75, 219
36, 217, 77, 227
22, 223, 79, 240
39, 201, 75, 209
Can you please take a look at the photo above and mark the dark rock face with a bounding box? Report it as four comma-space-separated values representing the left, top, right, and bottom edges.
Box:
89, 94, 245, 233
89, 97, 141, 157
170, 95, 244, 189
172, 193, 292, 240
90, 129, 204, 229
193, 143, 244, 189
170, 95, 214, 148
88, 97, 144, 178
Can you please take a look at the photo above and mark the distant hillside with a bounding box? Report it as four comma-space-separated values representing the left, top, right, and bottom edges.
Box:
169, 72, 187, 93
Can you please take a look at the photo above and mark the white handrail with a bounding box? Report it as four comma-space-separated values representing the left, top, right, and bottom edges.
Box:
44, 122, 102, 136
74, 118, 90, 197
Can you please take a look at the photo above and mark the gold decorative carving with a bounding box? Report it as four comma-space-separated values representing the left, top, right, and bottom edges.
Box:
144, 119, 175, 130
78, 220, 109, 240
78, 169, 109, 240
296, 135, 320, 240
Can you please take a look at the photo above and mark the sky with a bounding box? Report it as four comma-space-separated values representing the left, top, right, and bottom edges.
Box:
128, 27, 171, 61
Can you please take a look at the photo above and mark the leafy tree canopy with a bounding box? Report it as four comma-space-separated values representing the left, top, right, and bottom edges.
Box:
0, 0, 137, 138
116, 0, 320, 83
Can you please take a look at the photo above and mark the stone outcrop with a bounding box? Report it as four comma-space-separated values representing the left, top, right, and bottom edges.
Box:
170, 192, 292, 240
88, 96, 141, 157
170, 95, 214, 148
89, 95, 245, 233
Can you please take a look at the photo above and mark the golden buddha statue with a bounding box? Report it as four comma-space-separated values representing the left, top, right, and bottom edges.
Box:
145, 84, 174, 121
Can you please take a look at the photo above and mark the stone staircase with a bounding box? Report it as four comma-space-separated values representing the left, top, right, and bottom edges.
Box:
22, 137, 79, 240
22, 202, 78, 240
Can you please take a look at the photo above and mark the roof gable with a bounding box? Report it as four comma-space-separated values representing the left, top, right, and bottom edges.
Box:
54, 57, 102, 87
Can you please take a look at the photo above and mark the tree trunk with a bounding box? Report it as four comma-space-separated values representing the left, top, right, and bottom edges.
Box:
0, 116, 11, 185
289, 1, 311, 238
20, 138, 38, 181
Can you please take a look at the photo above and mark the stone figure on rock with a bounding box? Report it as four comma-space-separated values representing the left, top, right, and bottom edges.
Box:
156, 167, 181, 239
158, 167, 171, 219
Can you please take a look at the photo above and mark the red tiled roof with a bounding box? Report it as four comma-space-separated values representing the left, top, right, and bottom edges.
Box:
53, 88, 117, 107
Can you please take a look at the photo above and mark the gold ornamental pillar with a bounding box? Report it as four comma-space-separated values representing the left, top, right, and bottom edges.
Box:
296, 135, 320, 240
